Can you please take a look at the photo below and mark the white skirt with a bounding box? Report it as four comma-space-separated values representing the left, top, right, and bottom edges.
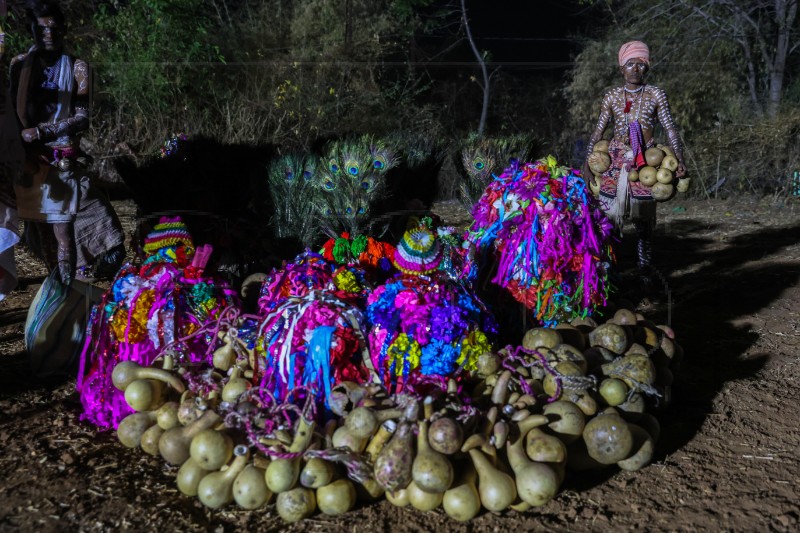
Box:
598, 149, 656, 230
14, 160, 79, 223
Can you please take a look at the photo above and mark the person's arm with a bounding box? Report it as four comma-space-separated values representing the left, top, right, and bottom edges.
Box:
583, 92, 612, 184
8, 57, 39, 143
27, 58, 91, 142
654, 87, 686, 178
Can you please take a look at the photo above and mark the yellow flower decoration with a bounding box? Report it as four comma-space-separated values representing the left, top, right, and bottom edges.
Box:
110, 308, 146, 344
199, 297, 219, 318
131, 290, 156, 328
334, 269, 361, 293
254, 337, 267, 359
458, 330, 492, 373
181, 321, 199, 338
542, 154, 570, 179
387, 333, 422, 376
110, 290, 156, 343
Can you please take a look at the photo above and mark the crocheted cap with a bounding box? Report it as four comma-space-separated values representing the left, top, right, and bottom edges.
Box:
393, 225, 441, 275
143, 216, 194, 255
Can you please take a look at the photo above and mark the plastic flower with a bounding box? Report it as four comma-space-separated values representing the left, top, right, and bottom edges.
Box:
420, 340, 461, 376
492, 192, 521, 220
333, 268, 361, 293
458, 330, 492, 372
387, 333, 421, 376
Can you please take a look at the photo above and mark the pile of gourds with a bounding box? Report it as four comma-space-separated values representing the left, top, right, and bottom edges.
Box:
632, 144, 684, 201
587, 140, 688, 201
112, 303, 680, 522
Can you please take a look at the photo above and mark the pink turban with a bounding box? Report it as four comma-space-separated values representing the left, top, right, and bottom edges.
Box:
618, 41, 650, 66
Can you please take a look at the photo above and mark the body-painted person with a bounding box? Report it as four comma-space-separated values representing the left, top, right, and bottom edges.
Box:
9, 0, 124, 285
582, 41, 688, 286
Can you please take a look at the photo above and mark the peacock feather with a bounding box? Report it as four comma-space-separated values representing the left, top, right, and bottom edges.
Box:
365, 135, 399, 176
456, 133, 540, 208
267, 153, 320, 244
310, 137, 397, 238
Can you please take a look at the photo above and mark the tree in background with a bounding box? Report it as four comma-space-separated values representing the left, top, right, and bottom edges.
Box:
676, 0, 798, 118
460, 0, 489, 136
85, 0, 444, 153
566, 0, 800, 195
90, 0, 223, 151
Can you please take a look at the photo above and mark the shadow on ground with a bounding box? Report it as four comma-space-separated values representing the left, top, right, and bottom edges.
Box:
656, 221, 800, 453
567, 218, 800, 490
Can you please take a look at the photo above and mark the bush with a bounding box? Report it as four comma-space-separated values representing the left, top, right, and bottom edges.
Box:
687, 110, 800, 197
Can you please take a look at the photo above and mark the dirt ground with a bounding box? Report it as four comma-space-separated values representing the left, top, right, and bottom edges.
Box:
1, 195, 799, 532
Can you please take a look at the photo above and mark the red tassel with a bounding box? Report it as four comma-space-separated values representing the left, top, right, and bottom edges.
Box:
634, 151, 647, 169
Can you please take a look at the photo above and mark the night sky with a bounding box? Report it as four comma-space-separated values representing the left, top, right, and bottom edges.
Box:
419, 0, 591, 80
468, 0, 584, 67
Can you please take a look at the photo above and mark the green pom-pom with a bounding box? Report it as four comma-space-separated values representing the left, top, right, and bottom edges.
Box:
333, 237, 350, 264
350, 234, 368, 256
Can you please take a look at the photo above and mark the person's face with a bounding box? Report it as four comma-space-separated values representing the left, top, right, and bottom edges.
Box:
33, 17, 65, 52
620, 58, 648, 85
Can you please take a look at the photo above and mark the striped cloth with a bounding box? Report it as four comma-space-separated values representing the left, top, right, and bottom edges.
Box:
618, 41, 650, 66
22, 172, 125, 270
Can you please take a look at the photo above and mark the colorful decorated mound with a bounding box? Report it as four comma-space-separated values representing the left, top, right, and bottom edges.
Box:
75, 149, 683, 525
76, 217, 238, 428
256, 251, 340, 313
464, 156, 615, 325
366, 223, 496, 391
249, 252, 373, 405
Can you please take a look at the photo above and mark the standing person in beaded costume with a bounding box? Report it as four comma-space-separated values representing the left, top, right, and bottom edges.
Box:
8, 0, 124, 285
582, 41, 688, 286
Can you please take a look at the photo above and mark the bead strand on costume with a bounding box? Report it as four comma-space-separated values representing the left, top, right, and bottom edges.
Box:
634, 220, 653, 271
637, 239, 652, 271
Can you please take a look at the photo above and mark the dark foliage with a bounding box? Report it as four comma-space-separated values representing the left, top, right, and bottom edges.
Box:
114, 137, 281, 277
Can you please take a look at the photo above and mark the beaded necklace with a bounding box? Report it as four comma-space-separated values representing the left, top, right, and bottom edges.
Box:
623, 85, 648, 168
623, 85, 646, 125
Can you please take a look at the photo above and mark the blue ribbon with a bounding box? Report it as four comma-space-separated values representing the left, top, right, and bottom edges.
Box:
288, 350, 297, 392
303, 325, 336, 406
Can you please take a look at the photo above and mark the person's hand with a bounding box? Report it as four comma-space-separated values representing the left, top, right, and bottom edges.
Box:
675, 162, 687, 179
21, 128, 39, 143
583, 164, 596, 186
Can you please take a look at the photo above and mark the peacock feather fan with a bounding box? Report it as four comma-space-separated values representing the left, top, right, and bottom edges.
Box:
456, 133, 540, 208
267, 153, 320, 244
364, 134, 399, 176
311, 137, 397, 238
